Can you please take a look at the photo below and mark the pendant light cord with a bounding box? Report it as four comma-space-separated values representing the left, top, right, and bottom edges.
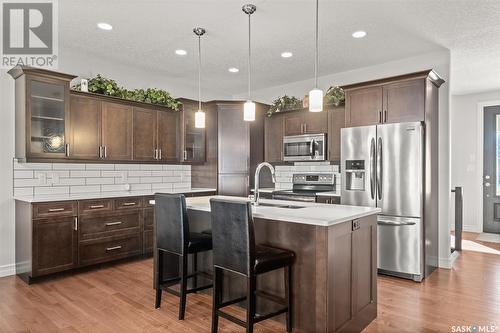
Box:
198, 35, 202, 111
314, 0, 319, 88
247, 12, 251, 101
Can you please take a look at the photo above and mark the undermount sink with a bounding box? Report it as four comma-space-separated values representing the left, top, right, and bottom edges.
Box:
253, 202, 306, 209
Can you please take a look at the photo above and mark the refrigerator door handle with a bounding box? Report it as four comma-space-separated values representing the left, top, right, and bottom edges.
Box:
370, 138, 376, 200
377, 137, 383, 200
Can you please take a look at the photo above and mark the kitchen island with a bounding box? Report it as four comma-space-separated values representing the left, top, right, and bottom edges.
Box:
152, 195, 381, 333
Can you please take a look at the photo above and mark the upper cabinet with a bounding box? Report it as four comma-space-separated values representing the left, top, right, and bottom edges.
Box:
10, 66, 181, 163
328, 106, 345, 162
344, 71, 443, 128
284, 110, 328, 136
9, 66, 76, 160
265, 114, 284, 163
180, 100, 206, 163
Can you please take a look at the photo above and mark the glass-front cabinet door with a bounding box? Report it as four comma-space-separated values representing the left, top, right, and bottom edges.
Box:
182, 107, 206, 163
28, 77, 70, 158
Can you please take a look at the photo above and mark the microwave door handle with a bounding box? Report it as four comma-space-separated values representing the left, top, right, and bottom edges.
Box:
310, 139, 315, 158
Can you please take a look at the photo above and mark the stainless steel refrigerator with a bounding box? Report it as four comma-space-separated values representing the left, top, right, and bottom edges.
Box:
341, 122, 432, 281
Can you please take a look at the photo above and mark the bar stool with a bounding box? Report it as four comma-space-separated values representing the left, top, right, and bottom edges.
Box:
209, 198, 295, 333
154, 193, 213, 320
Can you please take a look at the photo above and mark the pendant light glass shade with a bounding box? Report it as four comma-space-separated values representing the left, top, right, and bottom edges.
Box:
244, 100, 256, 121
308, 88, 323, 112
193, 27, 206, 128
195, 110, 205, 128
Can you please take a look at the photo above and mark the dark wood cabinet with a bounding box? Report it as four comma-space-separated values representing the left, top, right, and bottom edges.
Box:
383, 79, 425, 123
316, 195, 341, 204
157, 110, 179, 162
328, 106, 345, 162
344, 73, 434, 128
180, 101, 206, 163
133, 108, 157, 161
265, 114, 284, 162
101, 102, 133, 161
8, 66, 76, 161
345, 86, 383, 127
284, 110, 328, 136
69, 95, 101, 159
33, 216, 78, 276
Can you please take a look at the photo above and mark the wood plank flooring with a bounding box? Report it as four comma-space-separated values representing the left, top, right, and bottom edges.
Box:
0, 232, 499, 333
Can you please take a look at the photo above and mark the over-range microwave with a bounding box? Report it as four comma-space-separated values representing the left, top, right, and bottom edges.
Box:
283, 133, 326, 161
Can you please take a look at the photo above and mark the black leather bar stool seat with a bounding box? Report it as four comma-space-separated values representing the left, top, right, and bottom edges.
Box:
210, 198, 295, 333
154, 193, 213, 320
254, 245, 295, 274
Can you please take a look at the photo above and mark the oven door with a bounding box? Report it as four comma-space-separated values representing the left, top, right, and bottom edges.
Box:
283, 134, 326, 161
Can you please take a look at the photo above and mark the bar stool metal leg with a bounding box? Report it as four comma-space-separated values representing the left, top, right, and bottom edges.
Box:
246, 276, 256, 333
179, 254, 188, 320
285, 265, 292, 332
155, 250, 163, 309
211, 267, 222, 333
193, 252, 198, 291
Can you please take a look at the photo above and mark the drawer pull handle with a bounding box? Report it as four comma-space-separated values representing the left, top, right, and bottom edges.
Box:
90, 205, 105, 209
105, 221, 123, 226
48, 208, 65, 212
106, 246, 122, 251
122, 202, 136, 206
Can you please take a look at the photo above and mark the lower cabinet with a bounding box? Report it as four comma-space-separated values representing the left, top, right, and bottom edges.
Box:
317, 195, 341, 204
15, 191, 216, 283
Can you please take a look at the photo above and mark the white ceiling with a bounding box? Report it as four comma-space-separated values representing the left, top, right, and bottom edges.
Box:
60, 0, 500, 96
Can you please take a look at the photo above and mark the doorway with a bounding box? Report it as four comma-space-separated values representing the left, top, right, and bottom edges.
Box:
483, 105, 500, 233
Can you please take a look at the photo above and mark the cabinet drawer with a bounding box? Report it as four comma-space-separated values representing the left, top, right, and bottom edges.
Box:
79, 234, 141, 266
33, 201, 77, 219
79, 199, 113, 215
114, 197, 142, 210
80, 212, 140, 239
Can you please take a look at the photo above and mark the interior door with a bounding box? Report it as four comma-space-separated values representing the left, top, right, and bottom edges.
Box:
377, 122, 423, 217
483, 106, 500, 233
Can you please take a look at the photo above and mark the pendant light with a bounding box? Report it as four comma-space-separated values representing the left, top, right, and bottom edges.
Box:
193, 27, 206, 128
242, 4, 256, 121
309, 0, 323, 112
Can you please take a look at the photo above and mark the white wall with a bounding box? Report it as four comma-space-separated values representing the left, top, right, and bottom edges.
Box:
236, 50, 453, 267
0, 47, 230, 277
451, 90, 500, 233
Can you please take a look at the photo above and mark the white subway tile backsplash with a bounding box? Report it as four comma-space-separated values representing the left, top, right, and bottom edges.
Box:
52, 163, 85, 170
70, 170, 100, 178
35, 186, 70, 195
13, 162, 191, 198
14, 187, 34, 196
85, 163, 115, 170
70, 185, 101, 193
86, 177, 115, 185
14, 170, 33, 178
128, 170, 151, 177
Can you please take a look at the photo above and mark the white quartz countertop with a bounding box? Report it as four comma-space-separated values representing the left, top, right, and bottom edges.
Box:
249, 188, 277, 194
150, 195, 380, 227
13, 188, 217, 203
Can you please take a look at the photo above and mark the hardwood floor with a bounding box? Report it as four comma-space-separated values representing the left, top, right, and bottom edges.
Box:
1, 233, 499, 333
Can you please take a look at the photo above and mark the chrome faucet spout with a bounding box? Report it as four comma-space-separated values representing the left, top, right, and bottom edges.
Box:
254, 162, 275, 206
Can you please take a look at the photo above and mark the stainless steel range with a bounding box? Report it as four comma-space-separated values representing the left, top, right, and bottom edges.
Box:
273, 173, 335, 202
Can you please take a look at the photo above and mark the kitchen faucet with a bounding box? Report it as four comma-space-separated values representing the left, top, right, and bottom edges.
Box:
253, 162, 276, 206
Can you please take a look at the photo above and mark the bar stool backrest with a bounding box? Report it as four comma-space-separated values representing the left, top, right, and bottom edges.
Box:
209, 198, 255, 277
155, 193, 189, 255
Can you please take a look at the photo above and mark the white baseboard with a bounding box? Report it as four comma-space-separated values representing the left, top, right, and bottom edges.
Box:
438, 251, 459, 269
463, 225, 482, 233
0, 263, 16, 278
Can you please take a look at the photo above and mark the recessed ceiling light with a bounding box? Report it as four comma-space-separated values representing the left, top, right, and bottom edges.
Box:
97, 22, 113, 31
352, 31, 367, 39
175, 49, 187, 56
281, 52, 293, 58
228, 67, 239, 73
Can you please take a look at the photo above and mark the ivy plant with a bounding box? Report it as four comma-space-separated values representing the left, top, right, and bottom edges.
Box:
267, 95, 303, 116
72, 74, 182, 111
325, 86, 345, 106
